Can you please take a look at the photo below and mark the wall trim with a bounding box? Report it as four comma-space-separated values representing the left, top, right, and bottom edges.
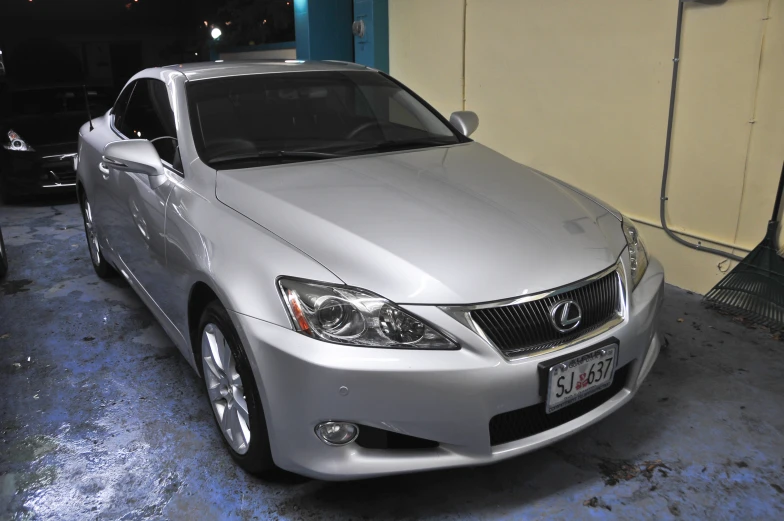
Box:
628, 214, 752, 255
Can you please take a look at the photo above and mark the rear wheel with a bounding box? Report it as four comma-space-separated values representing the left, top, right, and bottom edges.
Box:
80, 194, 115, 279
199, 301, 276, 475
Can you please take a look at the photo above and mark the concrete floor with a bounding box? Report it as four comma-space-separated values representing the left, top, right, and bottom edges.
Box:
1, 199, 783, 521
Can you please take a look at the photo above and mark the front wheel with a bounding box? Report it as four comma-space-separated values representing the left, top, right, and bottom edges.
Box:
199, 301, 276, 475
80, 194, 115, 279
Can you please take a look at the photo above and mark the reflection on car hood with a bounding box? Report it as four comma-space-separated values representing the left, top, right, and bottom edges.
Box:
216, 142, 627, 305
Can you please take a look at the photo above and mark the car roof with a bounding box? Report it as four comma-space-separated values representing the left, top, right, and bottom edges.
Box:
160, 60, 373, 82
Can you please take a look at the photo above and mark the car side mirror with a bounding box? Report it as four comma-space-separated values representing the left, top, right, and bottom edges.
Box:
103, 139, 164, 178
449, 111, 479, 137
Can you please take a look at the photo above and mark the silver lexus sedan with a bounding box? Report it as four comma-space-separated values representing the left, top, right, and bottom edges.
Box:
76, 61, 664, 480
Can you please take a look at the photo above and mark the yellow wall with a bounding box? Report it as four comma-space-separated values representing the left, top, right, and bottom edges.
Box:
389, 0, 784, 294
735, 0, 784, 249
389, 0, 465, 117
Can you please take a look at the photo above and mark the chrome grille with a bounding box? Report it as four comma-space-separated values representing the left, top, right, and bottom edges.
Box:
470, 269, 622, 357
42, 154, 77, 186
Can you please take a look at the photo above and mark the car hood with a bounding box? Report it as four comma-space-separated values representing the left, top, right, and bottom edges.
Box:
215, 142, 627, 305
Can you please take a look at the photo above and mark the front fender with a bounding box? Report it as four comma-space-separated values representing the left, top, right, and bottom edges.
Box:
164, 180, 342, 337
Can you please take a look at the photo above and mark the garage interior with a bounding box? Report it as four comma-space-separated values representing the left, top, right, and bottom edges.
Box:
2, 0, 784, 519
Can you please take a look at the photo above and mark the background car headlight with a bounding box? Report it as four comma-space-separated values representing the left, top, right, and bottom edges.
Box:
278, 278, 458, 349
622, 216, 649, 289
3, 130, 35, 152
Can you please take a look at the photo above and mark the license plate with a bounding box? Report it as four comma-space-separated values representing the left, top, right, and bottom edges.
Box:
546, 344, 617, 414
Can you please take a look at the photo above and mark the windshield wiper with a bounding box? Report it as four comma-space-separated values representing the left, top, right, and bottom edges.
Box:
208, 150, 343, 167
337, 137, 457, 156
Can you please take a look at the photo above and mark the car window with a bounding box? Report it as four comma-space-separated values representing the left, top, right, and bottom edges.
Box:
117, 79, 180, 169
112, 81, 135, 132
388, 94, 428, 129
186, 70, 465, 169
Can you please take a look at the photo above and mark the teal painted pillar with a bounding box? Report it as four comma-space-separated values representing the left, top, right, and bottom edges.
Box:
352, 0, 388, 72
208, 40, 219, 61
294, 0, 354, 61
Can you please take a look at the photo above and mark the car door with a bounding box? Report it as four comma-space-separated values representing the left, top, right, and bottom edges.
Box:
89, 81, 135, 247
108, 78, 181, 320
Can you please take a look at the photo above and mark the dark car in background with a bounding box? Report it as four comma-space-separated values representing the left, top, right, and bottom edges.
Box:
0, 84, 111, 202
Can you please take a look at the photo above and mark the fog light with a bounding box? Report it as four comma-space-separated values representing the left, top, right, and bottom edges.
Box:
315, 422, 359, 446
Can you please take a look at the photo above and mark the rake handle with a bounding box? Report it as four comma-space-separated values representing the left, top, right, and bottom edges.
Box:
773, 160, 784, 222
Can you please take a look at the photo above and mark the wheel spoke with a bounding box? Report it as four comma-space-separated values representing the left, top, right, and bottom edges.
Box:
206, 382, 224, 404
226, 404, 242, 448
227, 353, 241, 385
214, 401, 226, 427
203, 353, 224, 385
234, 393, 251, 448
219, 401, 231, 431
202, 331, 225, 385
218, 339, 231, 377
205, 326, 225, 371
233, 389, 249, 418
235, 407, 250, 450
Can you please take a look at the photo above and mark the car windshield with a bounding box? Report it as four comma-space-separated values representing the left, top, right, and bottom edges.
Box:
5, 87, 112, 117
186, 70, 465, 169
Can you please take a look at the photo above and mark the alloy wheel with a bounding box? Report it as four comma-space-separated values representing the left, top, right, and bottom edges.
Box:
82, 200, 101, 266
201, 323, 251, 454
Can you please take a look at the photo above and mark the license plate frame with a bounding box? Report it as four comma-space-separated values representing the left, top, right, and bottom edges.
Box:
538, 338, 620, 414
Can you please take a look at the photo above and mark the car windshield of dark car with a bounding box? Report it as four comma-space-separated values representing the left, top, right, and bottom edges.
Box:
8, 87, 111, 117
186, 70, 464, 169
0, 86, 113, 145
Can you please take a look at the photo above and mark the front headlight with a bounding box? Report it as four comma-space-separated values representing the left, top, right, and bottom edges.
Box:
3, 130, 35, 152
278, 278, 458, 350
622, 216, 649, 289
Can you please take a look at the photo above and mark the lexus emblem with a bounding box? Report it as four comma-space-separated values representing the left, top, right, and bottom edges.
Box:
549, 299, 582, 333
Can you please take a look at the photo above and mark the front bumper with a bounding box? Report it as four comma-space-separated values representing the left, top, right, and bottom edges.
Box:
1, 144, 78, 195
232, 257, 665, 480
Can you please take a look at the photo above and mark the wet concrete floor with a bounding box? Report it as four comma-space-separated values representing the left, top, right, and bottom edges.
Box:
1, 200, 783, 520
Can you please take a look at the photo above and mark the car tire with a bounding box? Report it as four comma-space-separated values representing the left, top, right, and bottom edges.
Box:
198, 300, 277, 476
0, 227, 7, 279
79, 194, 115, 279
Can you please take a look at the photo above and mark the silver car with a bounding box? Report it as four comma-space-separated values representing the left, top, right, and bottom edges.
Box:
76, 61, 664, 480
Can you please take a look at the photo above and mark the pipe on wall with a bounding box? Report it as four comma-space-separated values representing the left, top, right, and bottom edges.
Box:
659, 0, 744, 262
